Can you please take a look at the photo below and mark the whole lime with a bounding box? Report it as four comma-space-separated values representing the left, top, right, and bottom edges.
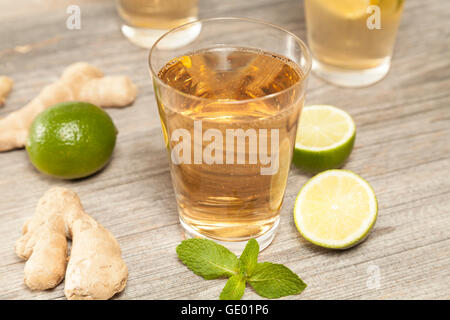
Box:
26, 102, 118, 179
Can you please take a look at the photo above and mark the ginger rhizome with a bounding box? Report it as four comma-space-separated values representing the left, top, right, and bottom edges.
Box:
0, 76, 13, 106
15, 187, 128, 300
0, 62, 137, 152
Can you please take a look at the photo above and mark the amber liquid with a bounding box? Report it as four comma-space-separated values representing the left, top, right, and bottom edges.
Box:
305, 0, 404, 69
117, 0, 198, 30
156, 47, 305, 241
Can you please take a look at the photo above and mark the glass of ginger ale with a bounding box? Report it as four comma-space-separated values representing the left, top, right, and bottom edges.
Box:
304, 0, 405, 87
116, 0, 199, 48
149, 18, 311, 251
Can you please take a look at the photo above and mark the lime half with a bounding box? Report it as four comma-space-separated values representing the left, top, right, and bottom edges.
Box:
294, 170, 377, 249
293, 105, 355, 173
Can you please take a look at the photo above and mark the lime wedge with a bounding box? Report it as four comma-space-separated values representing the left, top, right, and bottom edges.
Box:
294, 170, 377, 249
293, 105, 355, 173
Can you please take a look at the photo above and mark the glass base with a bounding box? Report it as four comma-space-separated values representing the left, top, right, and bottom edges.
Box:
121, 23, 201, 49
179, 217, 279, 254
312, 57, 391, 88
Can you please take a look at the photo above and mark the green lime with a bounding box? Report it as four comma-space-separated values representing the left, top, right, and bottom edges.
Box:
26, 101, 117, 179
294, 169, 378, 249
293, 105, 356, 173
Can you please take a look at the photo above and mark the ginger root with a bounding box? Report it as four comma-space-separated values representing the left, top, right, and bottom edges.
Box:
15, 187, 128, 300
0, 76, 13, 106
0, 62, 137, 152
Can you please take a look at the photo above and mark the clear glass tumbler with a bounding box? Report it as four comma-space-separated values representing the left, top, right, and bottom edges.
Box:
304, 0, 405, 87
116, 0, 199, 48
149, 18, 311, 251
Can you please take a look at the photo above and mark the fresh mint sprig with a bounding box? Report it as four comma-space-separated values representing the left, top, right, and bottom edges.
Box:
176, 238, 307, 300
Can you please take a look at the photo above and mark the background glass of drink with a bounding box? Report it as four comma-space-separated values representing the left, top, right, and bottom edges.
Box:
304, 0, 405, 87
116, 0, 199, 48
149, 18, 311, 251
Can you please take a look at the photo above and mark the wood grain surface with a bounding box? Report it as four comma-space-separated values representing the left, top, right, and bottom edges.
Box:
0, 0, 449, 300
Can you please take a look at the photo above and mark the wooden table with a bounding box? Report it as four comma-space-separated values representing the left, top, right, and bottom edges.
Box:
1, 0, 449, 300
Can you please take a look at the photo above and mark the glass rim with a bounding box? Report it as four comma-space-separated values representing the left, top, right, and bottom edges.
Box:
148, 17, 312, 105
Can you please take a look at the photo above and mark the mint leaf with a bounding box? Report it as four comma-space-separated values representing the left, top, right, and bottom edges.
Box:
220, 274, 246, 300
177, 239, 308, 300
248, 262, 307, 299
238, 238, 259, 276
176, 239, 238, 279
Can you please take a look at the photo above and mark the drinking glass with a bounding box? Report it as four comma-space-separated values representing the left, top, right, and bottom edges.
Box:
304, 0, 405, 87
149, 18, 311, 251
116, 0, 199, 48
